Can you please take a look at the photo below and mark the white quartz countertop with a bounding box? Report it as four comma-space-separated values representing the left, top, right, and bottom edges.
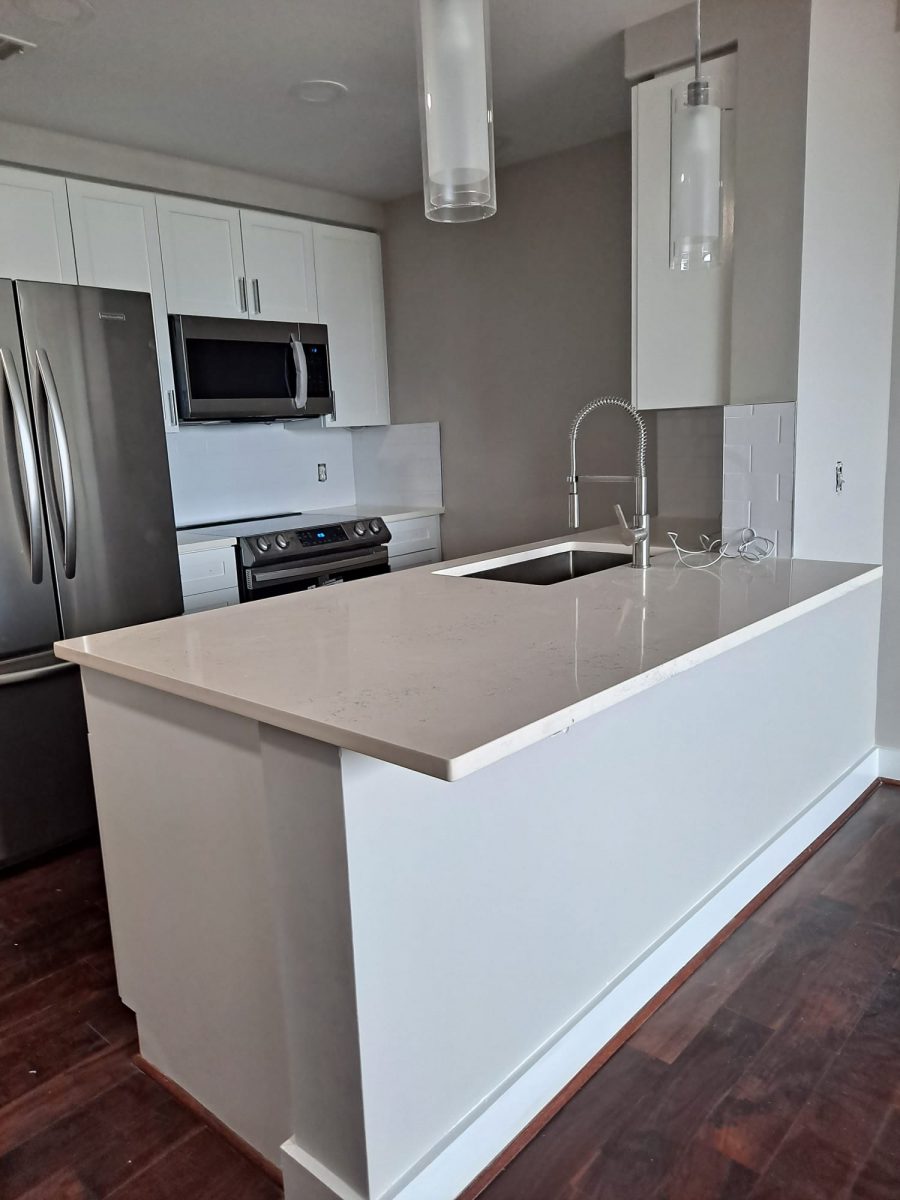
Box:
56, 526, 880, 781
326, 504, 445, 523
176, 531, 238, 553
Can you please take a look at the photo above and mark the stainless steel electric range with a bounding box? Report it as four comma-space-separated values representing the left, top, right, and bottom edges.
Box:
183, 512, 392, 602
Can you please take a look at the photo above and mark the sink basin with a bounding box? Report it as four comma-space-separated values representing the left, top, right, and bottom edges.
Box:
463, 549, 631, 586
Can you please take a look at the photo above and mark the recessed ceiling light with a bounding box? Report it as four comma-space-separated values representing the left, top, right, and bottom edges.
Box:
13, 0, 95, 25
289, 79, 349, 105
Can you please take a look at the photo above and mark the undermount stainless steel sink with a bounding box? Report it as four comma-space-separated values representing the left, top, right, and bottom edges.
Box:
465, 549, 631, 586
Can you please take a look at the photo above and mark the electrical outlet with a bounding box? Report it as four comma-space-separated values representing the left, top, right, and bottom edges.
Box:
317, 463, 327, 482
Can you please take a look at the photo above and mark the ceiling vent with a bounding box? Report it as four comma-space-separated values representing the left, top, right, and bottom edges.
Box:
0, 33, 36, 62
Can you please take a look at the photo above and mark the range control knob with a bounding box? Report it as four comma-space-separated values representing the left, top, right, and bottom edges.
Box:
275, 534, 289, 550
256, 537, 270, 553
353, 521, 367, 537
368, 519, 383, 535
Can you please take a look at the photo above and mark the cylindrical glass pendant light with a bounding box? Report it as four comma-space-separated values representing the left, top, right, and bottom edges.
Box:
417, 0, 496, 223
670, 0, 723, 270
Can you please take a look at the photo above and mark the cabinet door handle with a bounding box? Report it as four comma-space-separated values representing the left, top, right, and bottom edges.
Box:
238, 276, 248, 312
252, 278, 261, 314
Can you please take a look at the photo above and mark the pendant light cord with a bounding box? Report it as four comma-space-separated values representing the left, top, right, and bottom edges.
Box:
695, 0, 702, 83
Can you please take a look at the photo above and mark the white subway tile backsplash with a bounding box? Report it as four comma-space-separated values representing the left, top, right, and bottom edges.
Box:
722, 498, 752, 531
747, 440, 796, 478
724, 444, 752, 474
723, 473, 752, 502
722, 403, 796, 556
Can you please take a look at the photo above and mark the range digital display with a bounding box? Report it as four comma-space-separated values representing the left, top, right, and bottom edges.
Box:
296, 526, 348, 548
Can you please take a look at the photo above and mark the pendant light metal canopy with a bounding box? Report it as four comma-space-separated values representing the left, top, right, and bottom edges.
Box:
670, 0, 723, 270
417, 0, 497, 223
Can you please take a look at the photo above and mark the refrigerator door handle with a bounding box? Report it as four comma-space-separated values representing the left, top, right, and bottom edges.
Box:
0, 347, 43, 584
0, 655, 75, 687
35, 348, 77, 580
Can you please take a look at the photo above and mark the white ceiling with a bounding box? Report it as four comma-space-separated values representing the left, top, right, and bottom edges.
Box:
0, 0, 683, 202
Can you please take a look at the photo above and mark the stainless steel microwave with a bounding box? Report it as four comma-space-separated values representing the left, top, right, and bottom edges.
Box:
169, 314, 334, 422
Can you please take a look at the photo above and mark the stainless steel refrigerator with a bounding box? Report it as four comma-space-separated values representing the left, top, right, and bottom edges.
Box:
0, 280, 182, 868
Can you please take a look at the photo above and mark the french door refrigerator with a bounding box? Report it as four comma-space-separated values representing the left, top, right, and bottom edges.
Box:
0, 280, 182, 868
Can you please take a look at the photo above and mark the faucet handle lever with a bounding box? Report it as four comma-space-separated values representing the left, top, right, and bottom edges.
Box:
614, 504, 650, 547
614, 503, 637, 545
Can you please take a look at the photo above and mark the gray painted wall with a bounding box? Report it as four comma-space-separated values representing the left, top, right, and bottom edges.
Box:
656, 408, 724, 520
878, 207, 900, 751
382, 135, 647, 561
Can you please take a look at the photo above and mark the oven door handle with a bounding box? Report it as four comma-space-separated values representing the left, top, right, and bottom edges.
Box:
290, 337, 309, 413
248, 549, 388, 588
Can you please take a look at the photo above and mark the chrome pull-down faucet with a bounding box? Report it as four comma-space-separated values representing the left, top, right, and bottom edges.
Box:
567, 397, 651, 569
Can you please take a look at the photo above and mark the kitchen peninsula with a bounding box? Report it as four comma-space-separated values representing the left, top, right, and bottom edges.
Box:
55, 529, 882, 1200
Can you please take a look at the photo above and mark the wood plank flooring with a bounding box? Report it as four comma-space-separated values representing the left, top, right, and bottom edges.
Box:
0, 845, 282, 1200
0, 785, 898, 1199
482, 784, 900, 1200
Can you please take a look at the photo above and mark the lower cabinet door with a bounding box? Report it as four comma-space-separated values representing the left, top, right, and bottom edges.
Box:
182, 587, 241, 613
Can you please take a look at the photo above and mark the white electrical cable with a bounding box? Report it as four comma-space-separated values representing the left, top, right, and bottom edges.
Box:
667, 527, 775, 569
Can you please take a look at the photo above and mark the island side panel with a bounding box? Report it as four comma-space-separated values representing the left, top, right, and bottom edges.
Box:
335, 579, 880, 1200
79, 669, 291, 1168
258, 728, 370, 1199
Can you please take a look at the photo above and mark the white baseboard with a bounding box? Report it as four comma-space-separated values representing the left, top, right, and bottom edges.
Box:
282, 749, 880, 1200
878, 746, 900, 780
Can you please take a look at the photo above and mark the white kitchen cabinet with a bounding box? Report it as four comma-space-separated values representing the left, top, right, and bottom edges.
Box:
178, 544, 239, 612
240, 210, 318, 323
387, 515, 442, 570
316, 225, 390, 427
156, 195, 246, 318
67, 179, 179, 431
0, 166, 77, 284
632, 52, 737, 410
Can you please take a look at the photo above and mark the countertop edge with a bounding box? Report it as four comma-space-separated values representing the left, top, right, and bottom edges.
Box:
444, 564, 884, 780
176, 537, 238, 553
55, 563, 882, 783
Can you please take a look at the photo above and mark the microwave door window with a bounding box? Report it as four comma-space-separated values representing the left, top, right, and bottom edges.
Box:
184, 338, 295, 401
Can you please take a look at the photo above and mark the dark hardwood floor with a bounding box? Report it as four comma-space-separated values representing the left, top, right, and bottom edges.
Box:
482, 783, 900, 1200
1, 785, 898, 1199
0, 844, 282, 1200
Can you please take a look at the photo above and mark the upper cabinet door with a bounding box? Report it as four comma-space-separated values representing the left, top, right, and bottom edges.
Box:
632, 52, 737, 410
67, 179, 178, 431
156, 195, 246, 318
0, 166, 76, 284
314, 226, 390, 428
240, 210, 318, 323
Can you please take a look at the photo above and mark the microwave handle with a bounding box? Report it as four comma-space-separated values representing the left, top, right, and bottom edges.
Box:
291, 336, 309, 413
